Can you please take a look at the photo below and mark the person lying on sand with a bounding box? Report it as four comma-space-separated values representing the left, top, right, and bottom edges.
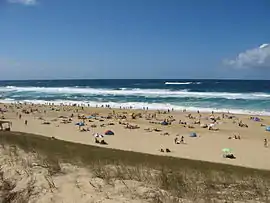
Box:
228, 135, 241, 140
179, 120, 187, 125
193, 120, 200, 124
80, 128, 87, 132
153, 128, 162, 132
125, 124, 140, 129
224, 154, 236, 159
160, 148, 171, 153
161, 132, 170, 136
100, 139, 108, 145
238, 120, 248, 128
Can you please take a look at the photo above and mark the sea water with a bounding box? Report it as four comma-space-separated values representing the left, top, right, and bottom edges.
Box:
0, 79, 270, 115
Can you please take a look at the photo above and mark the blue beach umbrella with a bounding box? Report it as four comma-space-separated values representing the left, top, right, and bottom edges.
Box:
75, 122, 85, 127
266, 126, 270, 132
105, 130, 114, 135
161, 121, 168, 125
190, 132, 197, 137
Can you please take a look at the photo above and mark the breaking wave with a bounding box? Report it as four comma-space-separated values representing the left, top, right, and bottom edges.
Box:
1, 86, 270, 100
165, 82, 201, 85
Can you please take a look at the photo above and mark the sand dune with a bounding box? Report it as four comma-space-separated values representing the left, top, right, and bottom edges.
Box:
0, 144, 164, 203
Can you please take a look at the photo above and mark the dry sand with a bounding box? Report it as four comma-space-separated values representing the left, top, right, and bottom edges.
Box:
0, 144, 167, 203
1, 102, 270, 170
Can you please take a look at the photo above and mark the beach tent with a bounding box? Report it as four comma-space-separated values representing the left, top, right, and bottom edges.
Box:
222, 148, 236, 159
266, 126, 270, 132
161, 121, 168, 126
190, 132, 197, 137
0, 108, 7, 112
222, 148, 232, 154
75, 122, 85, 127
88, 116, 95, 119
253, 117, 261, 122
105, 130, 114, 135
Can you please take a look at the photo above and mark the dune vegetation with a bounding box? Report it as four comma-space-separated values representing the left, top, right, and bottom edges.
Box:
0, 131, 270, 203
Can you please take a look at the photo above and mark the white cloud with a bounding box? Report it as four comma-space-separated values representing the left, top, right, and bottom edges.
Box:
224, 43, 270, 69
7, 0, 37, 6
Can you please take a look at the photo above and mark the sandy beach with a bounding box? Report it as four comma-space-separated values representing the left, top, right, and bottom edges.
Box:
1, 102, 270, 170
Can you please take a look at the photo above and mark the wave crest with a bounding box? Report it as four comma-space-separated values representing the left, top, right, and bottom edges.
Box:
165, 82, 192, 85
165, 81, 201, 85
0, 86, 270, 100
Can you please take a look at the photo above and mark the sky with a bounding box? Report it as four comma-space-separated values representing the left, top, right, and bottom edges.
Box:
0, 0, 270, 80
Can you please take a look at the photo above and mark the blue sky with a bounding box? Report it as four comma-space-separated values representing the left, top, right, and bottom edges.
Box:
0, 0, 270, 80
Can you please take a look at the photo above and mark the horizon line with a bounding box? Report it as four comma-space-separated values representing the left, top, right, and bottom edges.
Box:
1, 78, 270, 82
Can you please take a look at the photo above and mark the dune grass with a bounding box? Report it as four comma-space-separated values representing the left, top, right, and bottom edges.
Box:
1, 131, 270, 202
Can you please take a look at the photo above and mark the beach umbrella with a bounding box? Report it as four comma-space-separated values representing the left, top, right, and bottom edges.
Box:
161, 121, 168, 126
88, 116, 94, 119
254, 117, 261, 122
75, 122, 85, 126
190, 132, 197, 137
222, 148, 232, 153
105, 130, 114, 135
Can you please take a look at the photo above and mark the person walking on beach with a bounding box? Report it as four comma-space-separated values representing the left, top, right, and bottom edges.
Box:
25, 120, 28, 126
264, 139, 268, 148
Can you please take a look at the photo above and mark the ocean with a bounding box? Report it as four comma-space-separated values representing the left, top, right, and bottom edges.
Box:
0, 79, 270, 115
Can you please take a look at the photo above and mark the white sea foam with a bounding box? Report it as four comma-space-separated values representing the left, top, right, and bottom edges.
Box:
165, 82, 192, 85
1, 86, 270, 100
165, 81, 202, 85
0, 98, 269, 116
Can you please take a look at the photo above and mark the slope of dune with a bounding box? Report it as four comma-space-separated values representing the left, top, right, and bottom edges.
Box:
1, 131, 270, 202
